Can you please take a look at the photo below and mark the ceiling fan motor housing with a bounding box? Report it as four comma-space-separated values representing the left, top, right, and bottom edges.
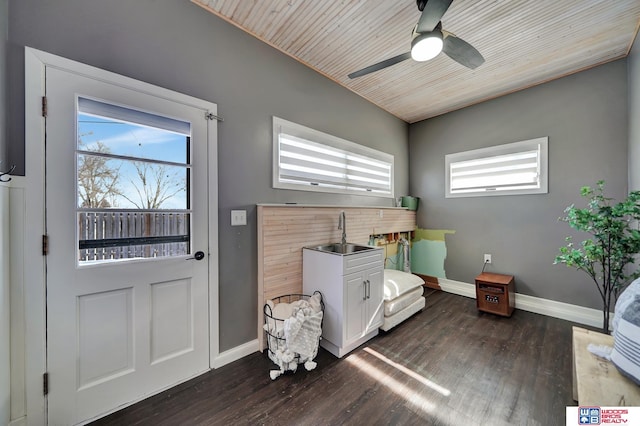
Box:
411, 29, 444, 61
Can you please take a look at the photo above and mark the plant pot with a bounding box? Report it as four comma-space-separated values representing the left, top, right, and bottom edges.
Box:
401, 196, 419, 211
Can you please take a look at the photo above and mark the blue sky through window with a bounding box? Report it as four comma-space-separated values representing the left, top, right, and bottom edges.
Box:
77, 113, 189, 209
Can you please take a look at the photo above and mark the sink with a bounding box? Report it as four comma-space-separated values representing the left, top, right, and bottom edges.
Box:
306, 243, 377, 255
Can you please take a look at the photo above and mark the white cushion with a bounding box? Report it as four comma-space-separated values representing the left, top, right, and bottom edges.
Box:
384, 269, 425, 301
384, 286, 424, 316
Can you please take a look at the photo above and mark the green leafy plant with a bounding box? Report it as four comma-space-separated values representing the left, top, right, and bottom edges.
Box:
554, 181, 640, 333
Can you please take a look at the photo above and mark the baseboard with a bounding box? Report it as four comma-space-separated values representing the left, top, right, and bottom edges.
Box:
438, 278, 477, 299
212, 339, 260, 369
437, 278, 603, 328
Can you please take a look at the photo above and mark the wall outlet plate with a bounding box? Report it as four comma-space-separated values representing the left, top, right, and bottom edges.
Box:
231, 210, 247, 226
484, 253, 492, 264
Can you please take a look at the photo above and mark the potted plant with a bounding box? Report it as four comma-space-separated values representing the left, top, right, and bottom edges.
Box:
554, 180, 640, 334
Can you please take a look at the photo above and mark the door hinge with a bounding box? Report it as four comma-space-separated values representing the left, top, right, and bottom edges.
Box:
43, 372, 49, 396
42, 96, 48, 117
42, 234, 49, 255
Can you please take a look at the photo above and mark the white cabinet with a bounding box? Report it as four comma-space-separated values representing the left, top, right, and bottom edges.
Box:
303, 247, 384, 358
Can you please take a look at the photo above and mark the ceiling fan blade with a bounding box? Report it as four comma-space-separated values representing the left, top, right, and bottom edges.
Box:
442, 33, 484, 69
416, 0, 453, 33
348, 52, 411, 79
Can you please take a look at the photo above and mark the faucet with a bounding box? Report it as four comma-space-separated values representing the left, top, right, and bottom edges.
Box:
338, 211, 347, 245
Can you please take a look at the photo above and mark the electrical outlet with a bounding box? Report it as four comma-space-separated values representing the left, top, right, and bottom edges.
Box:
484, 254, 492, 264
231, 210, 247, 226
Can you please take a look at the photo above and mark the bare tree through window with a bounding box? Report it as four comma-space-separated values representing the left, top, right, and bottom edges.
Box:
77, 137, 121, 208
121, 161, 186, 209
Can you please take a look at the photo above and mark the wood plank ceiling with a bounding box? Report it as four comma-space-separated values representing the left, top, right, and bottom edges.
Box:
192, 0, 640, 123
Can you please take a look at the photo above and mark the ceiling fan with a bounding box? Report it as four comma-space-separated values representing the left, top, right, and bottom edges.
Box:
348, 0, 484, 79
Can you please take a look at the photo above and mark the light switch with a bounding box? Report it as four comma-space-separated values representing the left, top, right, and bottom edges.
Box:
231, 210, 247, 226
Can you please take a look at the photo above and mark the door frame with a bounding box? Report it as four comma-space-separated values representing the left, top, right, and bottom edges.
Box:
24, 47, 220, 424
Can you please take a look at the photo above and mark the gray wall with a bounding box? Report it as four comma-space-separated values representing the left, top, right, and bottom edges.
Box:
629, 34, 640, 190
7, 0, 409, 351
409, 59, 629, 310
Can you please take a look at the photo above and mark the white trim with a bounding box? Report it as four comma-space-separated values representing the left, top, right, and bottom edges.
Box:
438, 278, 604, 328
207, 111, 221, 369
211, 339, 260, 369
9, 177, 26, 424
0, 181, 10, 426
438, 277, 477, 298
24, 47, 47, 426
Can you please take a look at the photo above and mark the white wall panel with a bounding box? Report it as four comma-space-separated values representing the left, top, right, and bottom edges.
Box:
0, 182, 10, 425
150, 279, 193, 364
9, 180, 26, 423
77, 288, 134, 390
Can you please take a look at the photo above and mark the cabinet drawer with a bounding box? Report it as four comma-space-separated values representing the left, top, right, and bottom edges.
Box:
343, 250, 383, 274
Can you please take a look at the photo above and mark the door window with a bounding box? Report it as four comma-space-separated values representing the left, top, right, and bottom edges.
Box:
76, 97, 191, 263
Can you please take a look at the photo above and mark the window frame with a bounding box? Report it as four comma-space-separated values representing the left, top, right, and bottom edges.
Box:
272, 116, 394, 198
445, 137, 549, 198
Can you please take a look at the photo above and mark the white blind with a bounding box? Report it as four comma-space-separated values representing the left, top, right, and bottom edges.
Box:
446, 137, 548, 197
450, 149, 540, 192
78, 97, 191, 136
274, 117, 393, 197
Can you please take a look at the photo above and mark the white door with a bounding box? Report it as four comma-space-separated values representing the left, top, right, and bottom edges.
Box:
45, 64, 215, 424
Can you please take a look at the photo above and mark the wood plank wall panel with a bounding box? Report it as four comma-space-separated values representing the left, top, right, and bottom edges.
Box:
257, 205, 416, 349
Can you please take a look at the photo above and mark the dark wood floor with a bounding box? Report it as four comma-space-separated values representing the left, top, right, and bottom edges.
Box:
92, 291, 577, 426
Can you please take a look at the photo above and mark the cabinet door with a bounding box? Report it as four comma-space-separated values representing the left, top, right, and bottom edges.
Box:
344, 271, 366, 344
365, 267, 384, 333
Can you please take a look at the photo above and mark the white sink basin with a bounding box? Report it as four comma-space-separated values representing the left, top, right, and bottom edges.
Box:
306, 243, 377, 255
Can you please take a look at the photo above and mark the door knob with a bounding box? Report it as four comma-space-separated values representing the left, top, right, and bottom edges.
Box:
187, 251, 206, 261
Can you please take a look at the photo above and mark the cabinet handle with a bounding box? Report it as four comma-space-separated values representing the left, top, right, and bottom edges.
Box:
366, 279, 370, 299
363, 281, 367, 300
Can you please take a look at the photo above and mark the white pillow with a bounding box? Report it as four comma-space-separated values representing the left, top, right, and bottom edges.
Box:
384, 269, 425, 301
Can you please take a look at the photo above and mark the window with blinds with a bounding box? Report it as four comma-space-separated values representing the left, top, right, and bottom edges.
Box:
445, 137, 548, 198
273, 117, 394, 197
